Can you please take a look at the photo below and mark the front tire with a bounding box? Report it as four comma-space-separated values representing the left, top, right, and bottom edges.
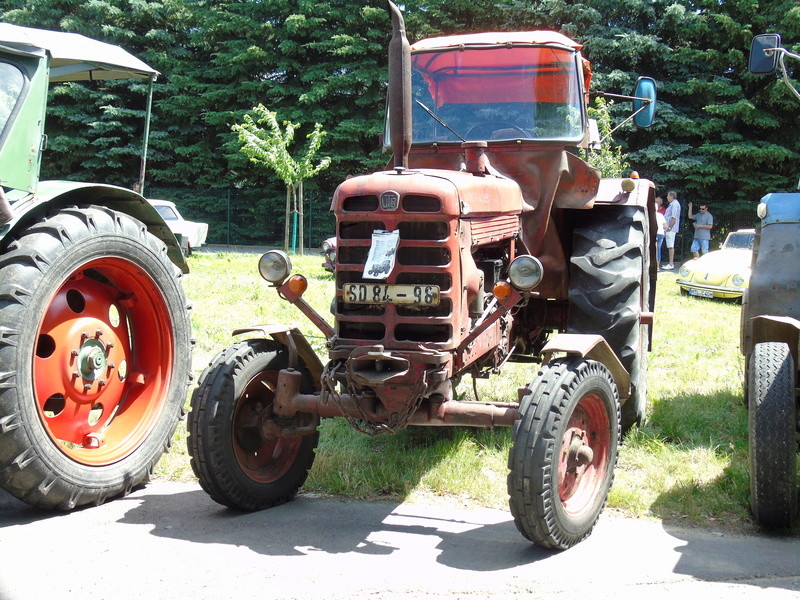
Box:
0, 206, 192, 509
188, 340, 319, 511
748, 342, 798, 528
508, 358, 620, 550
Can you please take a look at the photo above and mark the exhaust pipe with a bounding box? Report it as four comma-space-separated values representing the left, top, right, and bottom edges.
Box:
388, 1, 412, 169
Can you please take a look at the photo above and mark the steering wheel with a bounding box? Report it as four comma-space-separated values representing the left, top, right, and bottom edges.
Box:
464, 120, 530, 140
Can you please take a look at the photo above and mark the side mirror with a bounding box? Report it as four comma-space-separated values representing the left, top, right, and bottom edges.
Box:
749, 34, 781, 74
633, 77, 657, 128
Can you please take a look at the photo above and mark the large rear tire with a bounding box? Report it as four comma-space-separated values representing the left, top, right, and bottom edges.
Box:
508, 358, 620, 550
569, 205, 649, 433
0, 206, 192, 509
748, 342, 798, 528
188, 340, 319, 511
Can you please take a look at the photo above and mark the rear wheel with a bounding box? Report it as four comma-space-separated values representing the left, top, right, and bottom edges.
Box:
188, 340, 319, 510
748, 342, 798, 528
569, 205, 649, 433
0, 206, 191, 509
508, 358, 620, 550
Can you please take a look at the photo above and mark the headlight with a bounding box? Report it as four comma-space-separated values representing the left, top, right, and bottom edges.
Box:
259, 250, 293, 284
679, 266, 690, 277
756, 202, 768, 219
732, 274, 745, 287
321, 240, 333, 253
508, 255, 544, 290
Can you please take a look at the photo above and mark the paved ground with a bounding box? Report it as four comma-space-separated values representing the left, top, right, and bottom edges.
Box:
1, 480, 798, 600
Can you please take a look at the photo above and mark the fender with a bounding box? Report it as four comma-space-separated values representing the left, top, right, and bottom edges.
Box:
748, 315, 800, 370
593, 176, 654, 208
540, 333, 631, 401
232, 324, 325, 390
0, 181, 188, 273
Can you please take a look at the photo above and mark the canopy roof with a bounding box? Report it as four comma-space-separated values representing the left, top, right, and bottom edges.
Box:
411, 31, 582, 52
0, 22, 157, 81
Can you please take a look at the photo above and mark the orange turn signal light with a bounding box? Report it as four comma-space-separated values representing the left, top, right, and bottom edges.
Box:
287, 275, 308, 296
493, 281, 513, 300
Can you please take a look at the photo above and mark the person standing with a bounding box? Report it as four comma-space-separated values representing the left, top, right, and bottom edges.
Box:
688, 202, 713, 258
655, 195, 666, 215
655, 199, 666, 270
662, 190, 681, 270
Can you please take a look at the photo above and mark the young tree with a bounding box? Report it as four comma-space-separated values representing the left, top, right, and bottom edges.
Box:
587, 97, 630, 177
234, 104, 331, 254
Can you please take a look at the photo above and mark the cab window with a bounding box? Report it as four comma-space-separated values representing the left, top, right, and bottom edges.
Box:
0, 62, 25, 137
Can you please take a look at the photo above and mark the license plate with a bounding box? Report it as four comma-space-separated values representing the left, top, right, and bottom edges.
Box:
688, 288, 714, 298
343, 283, 440, 306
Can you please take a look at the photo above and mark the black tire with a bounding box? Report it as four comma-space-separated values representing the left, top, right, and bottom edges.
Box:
748, 342, 798, 528
188, 340, 319, 511
0, 205, 192, 510
569, 205, 648, 433
508, 358, 620, 550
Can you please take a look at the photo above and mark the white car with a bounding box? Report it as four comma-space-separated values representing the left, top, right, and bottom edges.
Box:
147, 199, 209, 254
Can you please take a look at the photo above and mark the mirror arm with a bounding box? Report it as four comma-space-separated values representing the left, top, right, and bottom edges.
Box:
591, 91, 653, 103
590, 92, 655, 142
775, 50, 800, 104
598, 111, 638, 143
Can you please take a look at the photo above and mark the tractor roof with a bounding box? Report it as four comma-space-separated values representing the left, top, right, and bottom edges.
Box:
411, 31, 582, 52
0, 22, 158, 81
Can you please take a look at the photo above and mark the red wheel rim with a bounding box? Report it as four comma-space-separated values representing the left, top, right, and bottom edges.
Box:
33, 257, 174, 465
557, 392, 611, 516
232, 370, 302, 483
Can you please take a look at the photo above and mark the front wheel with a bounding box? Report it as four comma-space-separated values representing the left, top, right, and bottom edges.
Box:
0, 206, 192, 509
187, 340, 319, 511
748, 342, 798, 528
508, 358, 620, 550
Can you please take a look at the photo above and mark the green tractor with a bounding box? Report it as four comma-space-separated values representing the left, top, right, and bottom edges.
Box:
0, 24, 191, 509
742, 33, 800, 528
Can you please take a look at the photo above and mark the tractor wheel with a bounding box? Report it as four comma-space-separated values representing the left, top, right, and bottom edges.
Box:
508, 358, 620, 550
0, 206, 191, 509
187, 340, 319, 511
569, 205, 648, 434
748, 342, 798, 528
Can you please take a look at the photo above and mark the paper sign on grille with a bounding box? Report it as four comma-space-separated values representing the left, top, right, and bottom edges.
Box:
362, 230, 399, 280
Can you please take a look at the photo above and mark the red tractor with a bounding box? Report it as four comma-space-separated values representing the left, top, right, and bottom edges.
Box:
189, 2, 657, 550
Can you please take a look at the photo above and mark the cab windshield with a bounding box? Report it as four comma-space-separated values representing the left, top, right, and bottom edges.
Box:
407, 45, 584, 144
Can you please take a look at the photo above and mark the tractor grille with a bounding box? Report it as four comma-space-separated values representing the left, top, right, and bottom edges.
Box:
334, 192, 458, 350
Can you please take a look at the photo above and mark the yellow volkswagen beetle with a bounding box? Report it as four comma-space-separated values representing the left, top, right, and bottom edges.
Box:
676, 229, 755, 299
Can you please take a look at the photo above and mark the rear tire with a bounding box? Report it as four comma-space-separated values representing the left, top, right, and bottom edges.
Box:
748, 342, 798, 528
188, 340, 319, 511
569, 205, 648, 433
0, 206, 191, 509
508, 358, 620, 550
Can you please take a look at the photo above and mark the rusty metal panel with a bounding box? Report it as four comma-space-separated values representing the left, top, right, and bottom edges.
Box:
468, 214, 519, 246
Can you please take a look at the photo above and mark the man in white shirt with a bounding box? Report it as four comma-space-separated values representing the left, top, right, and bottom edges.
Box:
662, 190, 681, 269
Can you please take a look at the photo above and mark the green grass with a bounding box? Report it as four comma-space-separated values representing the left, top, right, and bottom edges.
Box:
155, 250, 798, 533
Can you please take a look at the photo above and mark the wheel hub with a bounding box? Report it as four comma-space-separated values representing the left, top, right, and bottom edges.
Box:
77, 338, 108, 381
565, 429, 594, 474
